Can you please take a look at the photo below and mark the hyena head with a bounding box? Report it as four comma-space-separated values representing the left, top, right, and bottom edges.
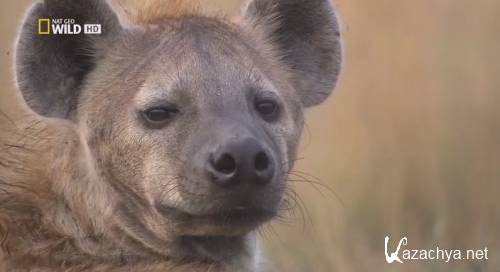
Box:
15, 0, 341, 262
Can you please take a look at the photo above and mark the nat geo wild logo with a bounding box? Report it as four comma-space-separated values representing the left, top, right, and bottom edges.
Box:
385, 236, 489, 264
38, 18, 101, 35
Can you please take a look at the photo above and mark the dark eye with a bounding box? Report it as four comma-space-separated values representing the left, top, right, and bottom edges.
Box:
255, 99, 280, 122
142, 106, 179, 127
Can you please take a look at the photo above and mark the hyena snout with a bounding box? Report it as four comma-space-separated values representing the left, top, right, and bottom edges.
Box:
206, 137, 275, 188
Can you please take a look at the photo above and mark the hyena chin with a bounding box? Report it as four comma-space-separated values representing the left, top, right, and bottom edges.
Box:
0, 0, 342, 271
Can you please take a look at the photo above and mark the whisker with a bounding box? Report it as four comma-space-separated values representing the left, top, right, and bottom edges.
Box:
286, 170, 346, 208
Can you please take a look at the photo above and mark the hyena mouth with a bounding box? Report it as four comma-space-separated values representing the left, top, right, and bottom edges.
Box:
156, 204, 277, 229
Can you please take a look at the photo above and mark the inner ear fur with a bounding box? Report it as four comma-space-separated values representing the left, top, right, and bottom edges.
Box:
15, 0, 121, 119
243, 0, 343, 107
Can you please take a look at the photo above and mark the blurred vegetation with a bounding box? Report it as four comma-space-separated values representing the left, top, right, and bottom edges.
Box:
1, 1, 499, 271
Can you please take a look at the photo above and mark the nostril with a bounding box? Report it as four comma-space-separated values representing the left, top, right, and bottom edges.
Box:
254, 152, 270, 172
213, 153, 237, 174
253, 151, 274, 186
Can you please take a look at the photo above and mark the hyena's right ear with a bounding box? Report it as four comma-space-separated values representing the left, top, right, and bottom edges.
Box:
242, 0, 342, 107
15, 0, 122, 119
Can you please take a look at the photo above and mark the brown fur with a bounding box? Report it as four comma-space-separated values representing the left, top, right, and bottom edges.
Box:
108, 0, 202, 26
2, 0, 342, 270
0, 114, 233, 271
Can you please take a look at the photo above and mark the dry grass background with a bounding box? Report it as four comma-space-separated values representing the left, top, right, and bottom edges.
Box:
1, 1, 500, 271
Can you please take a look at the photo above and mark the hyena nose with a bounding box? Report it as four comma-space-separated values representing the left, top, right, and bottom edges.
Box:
206, 138, 275, 187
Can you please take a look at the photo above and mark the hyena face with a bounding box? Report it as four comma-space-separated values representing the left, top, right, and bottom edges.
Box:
15, 0, 341, 259
80, 19, 304, 236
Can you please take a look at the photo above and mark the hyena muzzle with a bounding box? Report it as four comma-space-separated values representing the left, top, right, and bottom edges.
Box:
0, 0, 342, 271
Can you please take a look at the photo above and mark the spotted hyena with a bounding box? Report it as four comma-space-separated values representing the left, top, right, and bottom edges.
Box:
0, 0, 342, 271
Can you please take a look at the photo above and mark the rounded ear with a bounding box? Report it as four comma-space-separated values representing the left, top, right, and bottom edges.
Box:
15, 0, 122, 119
243, 0, 343, 107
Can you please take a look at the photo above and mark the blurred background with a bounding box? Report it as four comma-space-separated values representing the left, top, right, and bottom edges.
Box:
1, 1, 499, 271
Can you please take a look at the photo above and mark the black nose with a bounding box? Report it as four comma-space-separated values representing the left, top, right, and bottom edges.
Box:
206, 138, 275, 187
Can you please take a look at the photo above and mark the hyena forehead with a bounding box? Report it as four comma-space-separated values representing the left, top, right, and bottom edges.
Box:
121, 18, 288, 108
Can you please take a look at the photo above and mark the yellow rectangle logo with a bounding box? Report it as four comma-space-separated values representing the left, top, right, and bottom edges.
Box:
38, 19, 51, 35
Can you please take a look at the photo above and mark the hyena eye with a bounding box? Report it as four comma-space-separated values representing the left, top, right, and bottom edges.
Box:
142, 106, 179, 128
255, 98, 280, 122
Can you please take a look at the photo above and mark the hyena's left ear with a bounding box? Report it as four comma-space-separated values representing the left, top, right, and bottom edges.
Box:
243, 0, 342, 107
15, 0, 122, 118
